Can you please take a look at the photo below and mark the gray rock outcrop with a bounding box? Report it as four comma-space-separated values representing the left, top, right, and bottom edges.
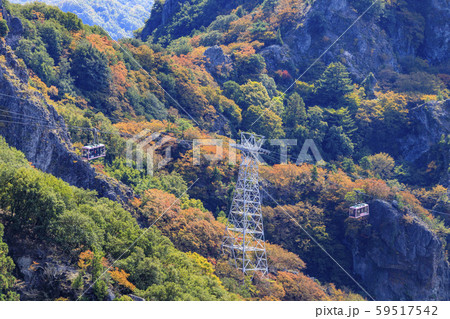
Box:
203, 45, 233, 81
399, 99, 450, 186
346, 200, 449, 300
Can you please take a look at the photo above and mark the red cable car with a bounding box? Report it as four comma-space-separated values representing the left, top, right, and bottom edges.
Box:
82, 128, 106, 161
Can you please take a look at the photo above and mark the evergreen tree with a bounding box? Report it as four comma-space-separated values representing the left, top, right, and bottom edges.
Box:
284, 93, 307, 129
314, 62, 353, 107
324, 107, 357, 137
323, 126, 354, 158
306, 106, 328, 144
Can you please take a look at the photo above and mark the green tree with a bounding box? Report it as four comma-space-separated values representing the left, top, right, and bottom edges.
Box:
208, 14, 239, 32
361, 72, 377, 99
0, 224, 19, 301
116, 248, 163, 290
223, 80, 243, 104
306, 106, 328, 144
142, 92, 168, 120
199, 30, 224, 46
62, 12, 83, 31
70, 40, 111, 91
218, 96, 242, 125
234, 54, 266, 82
259, 74, 277, 98
314, 62, 353, 107
284, 93, 307, 129
324, 107, 357, 137
15, 39, 56, 84
242, 104, 284, 139
262, 0, 279, 13
323, 126, 354, 158
50, 210, 101, 251
38, 21, 67, 63
240, 81, 271, 110
167, 36, 192, 55
0, 167, 67, 236
0, 19, 9, 38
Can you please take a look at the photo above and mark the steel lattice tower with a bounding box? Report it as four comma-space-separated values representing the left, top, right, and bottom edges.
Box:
222, 132, 269, 275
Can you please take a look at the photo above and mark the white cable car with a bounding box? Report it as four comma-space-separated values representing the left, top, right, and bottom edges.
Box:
82, 128, 106, 161
349, 203, 369, 218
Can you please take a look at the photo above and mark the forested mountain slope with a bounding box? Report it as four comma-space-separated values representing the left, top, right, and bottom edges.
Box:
140, 0, 450, 185
0, 0, 448, 301
9, 0, 154, 39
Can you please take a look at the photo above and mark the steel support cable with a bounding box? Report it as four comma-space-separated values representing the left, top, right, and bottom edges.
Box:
1, 108, 448, 216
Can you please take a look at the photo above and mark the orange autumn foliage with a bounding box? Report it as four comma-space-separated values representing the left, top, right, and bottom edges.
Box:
114, 120, 168, 136
111, 61, 129, 95
139, 189, 225, 257
397, 190, 433, 219
272, 0, 307, 26
140, 188, 180, 217
86, 34, 115, 58
355, 178, 392, 200
253, 273, 286, 301
260, 163, 326, 203
276, 271, 329, 301
109, 267, 136, 291
78, 250, 94, 270
266, 242, 306, 273
31, 10, 45, 22
324, 169, 356, 200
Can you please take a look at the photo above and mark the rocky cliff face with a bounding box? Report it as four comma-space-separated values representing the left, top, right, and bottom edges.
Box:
0, 37, 132, 203
280, 0, 397, 80
263, 0, 448, 80
8, 237, 79, 300
203, 45, 233, 83
346, 200, 449, 300
142, 0, 449, 81
1, 0, 23, 49
422, 0, 450, 63
399, 99, 450, 186
401, 100, 449, 162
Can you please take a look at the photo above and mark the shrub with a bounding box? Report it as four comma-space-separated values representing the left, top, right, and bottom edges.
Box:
50, 210, 101, 251
0, 19, 9, 38
199, 30, 224, 46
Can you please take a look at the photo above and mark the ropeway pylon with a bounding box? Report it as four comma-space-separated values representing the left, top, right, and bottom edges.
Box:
222, 132, 269, 275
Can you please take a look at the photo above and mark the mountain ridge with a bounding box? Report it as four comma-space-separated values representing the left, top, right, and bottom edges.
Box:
9, 0, 154, 39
